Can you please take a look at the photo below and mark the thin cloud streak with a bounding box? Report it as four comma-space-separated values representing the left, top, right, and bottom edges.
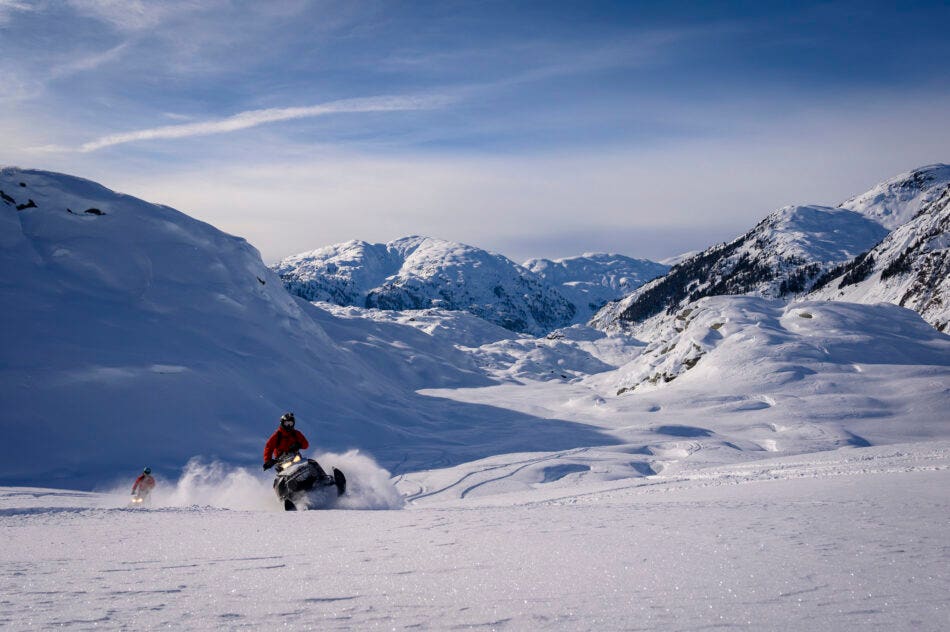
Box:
74, 93, 453, 152
49, 42, 129, 78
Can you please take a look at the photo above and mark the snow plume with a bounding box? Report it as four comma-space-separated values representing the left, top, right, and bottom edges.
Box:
318, 450, 405, 510
156, 459, 275, 511
107, 451, 402, 511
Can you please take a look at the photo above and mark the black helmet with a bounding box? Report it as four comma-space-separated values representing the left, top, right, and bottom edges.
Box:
143, 467, 152, 475
280, 412, 295, 429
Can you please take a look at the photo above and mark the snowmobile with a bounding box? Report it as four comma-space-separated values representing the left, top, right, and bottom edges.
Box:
271, 451, 346, 511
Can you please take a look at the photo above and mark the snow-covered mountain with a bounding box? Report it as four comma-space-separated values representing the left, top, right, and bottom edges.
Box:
593, 205, 888, 330
524, 253, 669, 324
807, 185, 950, 332
838, 163, 950, 229
594, 164, 950, 332
275, 236, 576, 335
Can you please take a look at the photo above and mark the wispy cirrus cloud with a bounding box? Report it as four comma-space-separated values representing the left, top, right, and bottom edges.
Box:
64, 0, 215, 32
0, 0, 36, 24
49, 41, 129, 78
36, 93, 454, 153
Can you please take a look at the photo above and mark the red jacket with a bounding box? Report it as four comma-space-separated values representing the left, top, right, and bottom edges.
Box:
264, 427, 309, 462
132, 474, 155, 494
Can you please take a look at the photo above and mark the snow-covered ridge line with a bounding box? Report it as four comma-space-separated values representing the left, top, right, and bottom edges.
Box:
838, 163, 950, 229
592, 205, 888, 330
274, 236, 576, 334
592, 163, 950, 333
807, 185, 950, 331
274, 238, 668, 334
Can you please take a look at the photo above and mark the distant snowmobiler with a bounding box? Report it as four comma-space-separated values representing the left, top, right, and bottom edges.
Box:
130, 467, 155, 506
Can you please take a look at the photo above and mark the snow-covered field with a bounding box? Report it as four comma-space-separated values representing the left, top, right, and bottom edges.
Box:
2, 442, 947, 630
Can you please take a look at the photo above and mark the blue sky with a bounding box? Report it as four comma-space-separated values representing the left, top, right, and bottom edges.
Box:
2, 1, 949, 262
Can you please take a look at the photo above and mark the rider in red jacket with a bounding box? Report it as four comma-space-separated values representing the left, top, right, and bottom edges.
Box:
263, 412, 309, 470
132, 467, 156, 496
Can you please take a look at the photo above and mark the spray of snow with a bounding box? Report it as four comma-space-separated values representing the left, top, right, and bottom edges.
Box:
154, 459, 275, 510
319, 450, 405, 510
105, 450, 403, 511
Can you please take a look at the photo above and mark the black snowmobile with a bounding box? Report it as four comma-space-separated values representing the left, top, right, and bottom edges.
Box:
271, 451, 346, 511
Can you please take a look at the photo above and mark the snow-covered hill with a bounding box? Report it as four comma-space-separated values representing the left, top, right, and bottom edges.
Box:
0, 167, 349, 485
274, 236, 576, 335
807, 186, 950, 332
593, 205, 888, 330
524, 253, 668, 324
839, 163, 950, 229
0, 169, 614, 488
598, 296, 950, 400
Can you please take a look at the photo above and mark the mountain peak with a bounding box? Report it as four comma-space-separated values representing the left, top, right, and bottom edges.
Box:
593, 205, 888, 330
839, 163, 950, 229
275, 236, 577, 334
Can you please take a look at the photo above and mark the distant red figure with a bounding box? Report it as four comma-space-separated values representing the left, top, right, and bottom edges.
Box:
131, 467, 156, 500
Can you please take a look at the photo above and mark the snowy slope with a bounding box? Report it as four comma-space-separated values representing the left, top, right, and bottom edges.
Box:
524, 253, 668, 324
839, 163, 950, 229
601, 296, 950, 401
593, 205, 888, 330
0, 169, 618, 488
0, 167, 350, 485
807, 186, 950, 332
275, 236, 576, 335
419, 296, 950, 494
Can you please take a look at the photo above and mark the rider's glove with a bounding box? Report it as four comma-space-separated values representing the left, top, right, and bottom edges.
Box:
263, 459, 275, 470
289, 442, 301, 452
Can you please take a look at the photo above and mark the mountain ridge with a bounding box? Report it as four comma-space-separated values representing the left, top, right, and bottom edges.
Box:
807, 184, 950, 331
593, 163, 950, 333
275, 237, 668, 334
